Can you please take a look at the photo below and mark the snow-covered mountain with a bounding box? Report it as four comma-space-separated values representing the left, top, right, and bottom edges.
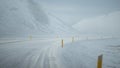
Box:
0, 0, 77, 38
73, 11, 120, 36
47, 12, 77, 36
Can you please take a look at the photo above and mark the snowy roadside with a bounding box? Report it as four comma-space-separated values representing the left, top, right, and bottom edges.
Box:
0, 37, 120, 68
57, 38, 120, 68
0, 38, 27, 44
0, 38, 58, 44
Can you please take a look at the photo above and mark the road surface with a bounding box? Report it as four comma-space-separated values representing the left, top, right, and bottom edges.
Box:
0, 38, 120, 68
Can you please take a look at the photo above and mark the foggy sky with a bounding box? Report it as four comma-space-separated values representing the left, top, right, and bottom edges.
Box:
39, 0, 120, 25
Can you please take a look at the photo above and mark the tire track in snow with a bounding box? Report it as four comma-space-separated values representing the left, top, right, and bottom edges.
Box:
24, 39, 61, 68
48, 47, 58, 68
34, 46, 50, 68
47, 41, 62, 68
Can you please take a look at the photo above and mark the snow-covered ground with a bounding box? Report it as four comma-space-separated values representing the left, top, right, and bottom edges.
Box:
0, 0, 120, 68
58, 38, 120, 68
0, 37, 120, 68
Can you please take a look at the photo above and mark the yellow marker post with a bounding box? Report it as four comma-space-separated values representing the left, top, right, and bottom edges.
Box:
61, 39, 64, 48
56, 35, 59, 38
72, 37, 74, 43
29, 36, 32, 40
97, 54, 103, 68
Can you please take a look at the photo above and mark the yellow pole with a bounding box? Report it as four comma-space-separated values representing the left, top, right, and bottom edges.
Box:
57, 36, 58, 38
61, 39, 64, 48
29, 36, 32, 40
97, 54, 103, 68
72, 37, 74, 43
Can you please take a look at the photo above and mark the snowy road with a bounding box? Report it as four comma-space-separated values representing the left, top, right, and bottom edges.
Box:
0, 38, 63, 68
0, 38, 120, 68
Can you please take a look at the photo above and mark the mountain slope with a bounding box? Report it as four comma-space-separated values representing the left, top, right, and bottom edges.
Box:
0, 0, 77, 38
73, 11, 120, 36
